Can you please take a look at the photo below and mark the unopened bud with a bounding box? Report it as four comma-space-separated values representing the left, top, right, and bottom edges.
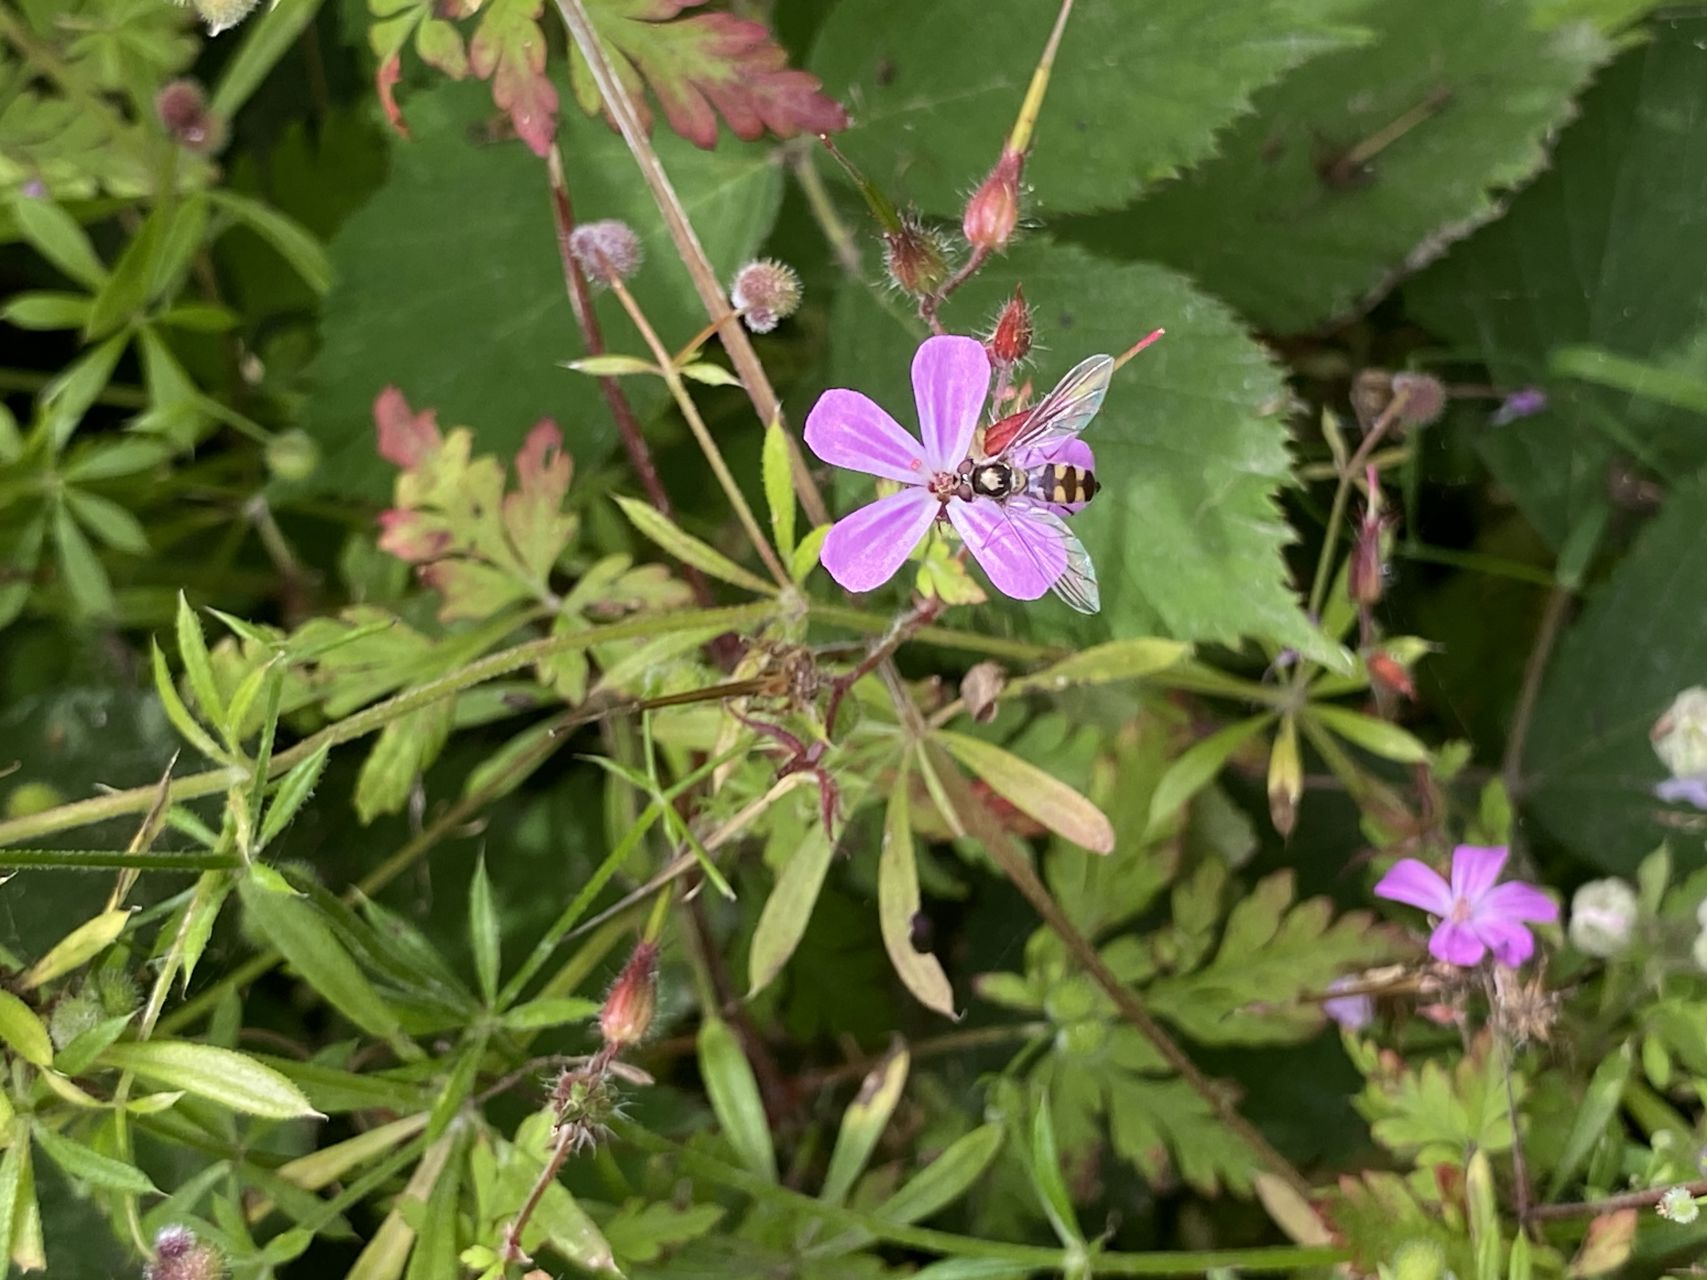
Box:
190, 0, 262, 36
156, 80, 225, 153
1658, 1186, 1700, 1224
599, 940, 658, 1049
265, 429, 320, 482
1568, 878, 1639, 958
1348, 467, 1387, 606
960, 661, 1005, 723
962, 151, 1022, 253
49, 992, 101, 1050
730, 259, 802, 334
147, 1226, 226, 1280
1653, 688, 1707, 779
1389, 372, 1447, 426
883, 213, 949, 297
987, 286, 1032, 366
569, 220, 643, 286
1366, 651, 1416, 700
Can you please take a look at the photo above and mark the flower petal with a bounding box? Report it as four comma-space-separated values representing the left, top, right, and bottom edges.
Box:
1477, 881, 1559, 925
819, 488, 938, 592
805, 389, 928, 484
912, 335, 990, 469
1473, 918, 1536, 968
946, 498, 1067, 601
1372, 859, 1453, 916
1013, 438, 1097, 515
1428, 920, 1487, 967
1656, 776, 1707, 809
1450, 844, 1509, 905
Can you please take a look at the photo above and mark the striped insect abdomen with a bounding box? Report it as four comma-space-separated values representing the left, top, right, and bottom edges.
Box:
1029, 463, 1099, 506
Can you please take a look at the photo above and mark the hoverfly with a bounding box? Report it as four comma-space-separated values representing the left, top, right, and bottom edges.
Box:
949, 352, 1117, 615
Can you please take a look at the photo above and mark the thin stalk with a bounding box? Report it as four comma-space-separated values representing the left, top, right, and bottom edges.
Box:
1502, 582, 1572, 799
603, 273, 789, 586
0, 849, 238, 871
797, 1022, 1048, 1091
789, 143, 862, 277
1303, 385, 1415, 624
1530, 1178, 1707, 1221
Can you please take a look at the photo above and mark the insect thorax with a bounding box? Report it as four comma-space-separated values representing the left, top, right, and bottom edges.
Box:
969, 461, 1024, 500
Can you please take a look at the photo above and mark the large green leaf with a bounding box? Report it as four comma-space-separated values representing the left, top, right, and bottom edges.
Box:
1407, 13, 1707, 547
1081, 0, 1612, 334
300, 80, 783, 499
825, 239, 1342, 662
808, 0, 1365, 216
1522, 470, 1707, 873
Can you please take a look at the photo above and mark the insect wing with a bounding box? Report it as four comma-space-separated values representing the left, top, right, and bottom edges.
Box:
1001, 354, 1114, 457
1003, 498, 1100, 614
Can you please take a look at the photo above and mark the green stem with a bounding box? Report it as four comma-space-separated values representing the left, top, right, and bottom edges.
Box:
0, 849, 240, 871
807, 603, 1064, 663
616, 1121, 1345, 1275
0, 601, 775, 847
1303, 386, 1414, 625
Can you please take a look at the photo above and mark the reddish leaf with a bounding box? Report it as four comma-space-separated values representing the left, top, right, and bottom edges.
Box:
375, 51, 410, 139
373, 387, 441, 467
574, 0, 848, 149
470, 0, 560, 157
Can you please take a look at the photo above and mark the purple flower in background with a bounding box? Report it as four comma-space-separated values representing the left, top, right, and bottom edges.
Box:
1374, 844, 1558, 968
804, 335, 1069, 599
1491, 386, 1548, 426
1322, 978, 1374, 1031
1656, 776, 1707, 810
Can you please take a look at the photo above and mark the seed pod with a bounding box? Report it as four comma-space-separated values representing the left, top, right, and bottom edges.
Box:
962, 150, 1022, 253
959, 661, 1005, 723
730, 259, 802, 334
883, 213, 950, 297
569, 220, 643, 286
1389, 371, 1446, 426
987, 286, 1032, 366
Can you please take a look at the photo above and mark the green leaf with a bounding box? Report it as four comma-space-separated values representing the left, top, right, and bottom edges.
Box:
499, 997, 599, 1031
31, 1125, 157, 1196
564, 354, 659, 377
54, 1013, 134, 1077
1465, 1150, 1502, 1280
938, 730, 1113, 853
62, 489, 148, 555
790, 524, 829, 585
210, 0, 327, 119
677, 360, 740, 387
301, 84, 782, 500
100, 1041, 321, 1119
174, 593, 225, 736
828, 240, 1343, 664
0, 1137, 24, 1269
1408, 16, 1707, 546
207, 189, 333, 295
1101, 0, 1611, 332
52, 501, 114, 616
878, 779, 955, 1018
150, 640, 226, 763
761, 418, 795, 559
238, 874, 412, 1048
810, 0, 1364, 215
258, 744, 330, 850
1547, 1042, 1631, 1197
696, 1015, 776, 1182
1524, 470, 1707, 871
40, 334, 125, 451
1306, 704, 1430, 764
1, 292, 93, 330
0, 990, 54, 1068
747, 823, 834, 996
468, 856, 500, 1007
1008, 637, 1189, 696
876, 1123, 1004, 1225
1025, 1094, 1082, 1248
405, 1134, 463, 1280
84, 207, 168, 338
613, 494, 775, 595
821, 1044, 908, 1207
18, 908, 130, 990
1146, 715, 1273, 835
12, 197, 107, 290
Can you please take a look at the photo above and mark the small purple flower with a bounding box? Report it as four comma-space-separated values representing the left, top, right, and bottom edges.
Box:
1374, 844, 1558, 968
1656, 776, 1707, 810
1322, 978, 1374, 1031
1491, 387, 1548, 426
804, 335, 1073, 600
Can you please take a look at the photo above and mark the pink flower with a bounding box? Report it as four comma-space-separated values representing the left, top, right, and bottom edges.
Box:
804, 335, 1076, 600
1374, 845, 1557, 968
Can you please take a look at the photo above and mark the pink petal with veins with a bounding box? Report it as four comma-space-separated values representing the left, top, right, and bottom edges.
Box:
946, 499, 1066, 601
819, 488, 938, 592
912, 335, 990, 470
1450, 845, 1508, 906
1373, 859, 1454, 916
805, 389, 928, 485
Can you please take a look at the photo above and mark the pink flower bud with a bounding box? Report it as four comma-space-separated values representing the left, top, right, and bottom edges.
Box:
147, 1226, 226, 1280
1349, 466, 1388, 606
882, 214, 949, 297
156, 80, 225, 154
962, 151, 1022, 253
987, 286, 1032, 366
600, 940, 658, 1050
1366, 652, 1416, 701
730, 259, 802, 334
569, 220, 643, 286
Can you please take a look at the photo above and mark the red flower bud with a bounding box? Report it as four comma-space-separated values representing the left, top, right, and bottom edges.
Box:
1366, 652, 1416, 701
599, 941, 658, 1050
883, 213, 950, 297
962, 150, 1022, 253
987, 286, 1032, 366
1348, 465, 1388, 606
156, 80, 225, 154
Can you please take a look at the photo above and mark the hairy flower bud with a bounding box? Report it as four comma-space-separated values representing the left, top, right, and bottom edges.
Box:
569, 220, 643, 286
599, 940, 658, 1050
987, 286, 1032, 366
49, 992, 101, 1050
883, 214, 950, 297
1653, 687, 1707, 779
190, 0, 262, 36
1658, 1186, 1701, 1225
147, 1226, 226, 1280
962, 150, 1022, 253
1569, 878, 1639, 958
1349, 466, 1387, 606
1389, 372, 1447, 426
156, 80, 225, 153
730, 259, 802, 334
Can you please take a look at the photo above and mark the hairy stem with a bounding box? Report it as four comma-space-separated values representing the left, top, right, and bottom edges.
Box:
1530, 1178, 1707, 1222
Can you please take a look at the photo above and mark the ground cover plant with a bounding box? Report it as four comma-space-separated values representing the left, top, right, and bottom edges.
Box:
4, 0, 1707, 1276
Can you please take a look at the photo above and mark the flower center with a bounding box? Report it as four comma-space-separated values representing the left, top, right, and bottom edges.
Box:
1449, 896, 1472, 923
926, 470, 959, 501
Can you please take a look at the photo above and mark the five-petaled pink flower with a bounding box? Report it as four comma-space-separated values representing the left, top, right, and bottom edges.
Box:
804, 335, 1085, 600
1374, 844, 1557, 968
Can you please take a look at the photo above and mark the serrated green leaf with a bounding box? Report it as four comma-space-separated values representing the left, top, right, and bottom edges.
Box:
696, 1015, 776, 1182
467, 856, 500, 1007
258, 744, 330, 850
101, 1041, 321, 1119
12, 198, 107, 289
18, 908, 130, 990
821, 1044, 908, 1207
747, 823, 834, 996
879, 779, 955, 1018
0, 991, 53, 1068
614, 494, 775, 594
32, 1125, 157, 1196
761, 419, 795, 559
938, 730, 1113, 853
1307, 704, 1430, 764
150, 642, 226, 764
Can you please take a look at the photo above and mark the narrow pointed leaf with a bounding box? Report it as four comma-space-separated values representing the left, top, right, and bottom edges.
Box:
0, 991, 53, 1068
1009, 637, 1190, 695
32, 1125, 158, 1195
100, 1041, 320, 1119
879, 780, 956, 1018
1146, 715, 1273, 834
468, 856, 500, 1007
614, 494, 775, 594
696, 1015, 776, 1182
937, 730, 1114, 853
258, 744, 331, 850
151, 642, 225, 764
747, 823, 834, 996
761, 418, 796, 558
1307, 705, 1430, 764
821, 1044, 908, 1207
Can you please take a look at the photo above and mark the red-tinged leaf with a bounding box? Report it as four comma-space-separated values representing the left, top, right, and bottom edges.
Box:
376, 509, 455, 563
575, 0, 848, 149
375, 50, 410, 139
415, 18, 470, 79
502, 420, 578, 580
417, 558, 530, 621
470, 0, 560, 157
970, 778, 1048, 839
373, 386, 441, 468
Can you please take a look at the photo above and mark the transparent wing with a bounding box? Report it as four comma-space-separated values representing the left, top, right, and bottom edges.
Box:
1002, 498, 1101, 614
1001, 354, 1114, 456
